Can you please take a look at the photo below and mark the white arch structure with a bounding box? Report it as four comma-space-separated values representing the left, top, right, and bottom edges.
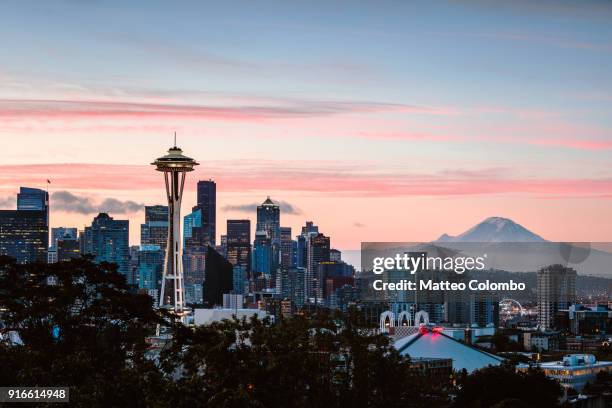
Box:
397, 311, 412, 327
414, 310, 430, 326
379, 311, 395, 332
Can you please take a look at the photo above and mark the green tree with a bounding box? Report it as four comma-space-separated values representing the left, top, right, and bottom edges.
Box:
454, 364, 563, 407
0, 256, 169, 407
160, 309, 446, 408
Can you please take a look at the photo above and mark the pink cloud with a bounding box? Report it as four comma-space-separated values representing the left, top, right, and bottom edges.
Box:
530, 138, 612, 151
355, 131, 612, 151
0, 162, 610, 199
0, 98, 446, 122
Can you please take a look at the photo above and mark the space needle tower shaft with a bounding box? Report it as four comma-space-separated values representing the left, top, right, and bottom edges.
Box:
152, 138, 198, 315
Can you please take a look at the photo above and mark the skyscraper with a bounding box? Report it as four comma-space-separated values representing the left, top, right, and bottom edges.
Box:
280, 226, 292, 270
306, 232, 330, 302
49, 227, 77, 263
140, 205, 168, 248
330, 249, 341, 262
56, 237, 80, 262
203, 246, 233, 307
297, 221, 318, 268
82, 213, 129, 275
194, 180, 216, 247
226, 219, 251, 277
257, 197, 280, 243
0, 187, 50, 264
256, 197, 280, 283
232, 265, 248, 295
152, 144, 198, 314
301, 221, 319, 236
183, 225, 209, 304
538, 264, 577, 330
51, 227, 78, 249
0, 210, 48, 263
252, 230, 272, 276
17, 187, 48, 212
183, 208, 202, 246
285, 267, 306, 309
217, 234, 227, 258
138, 245, 164, 291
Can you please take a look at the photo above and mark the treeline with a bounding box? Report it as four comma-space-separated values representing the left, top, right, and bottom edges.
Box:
0, 257, 563, 407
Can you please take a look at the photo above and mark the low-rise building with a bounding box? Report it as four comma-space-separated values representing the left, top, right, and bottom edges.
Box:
517, 354, 612, 391
394, 325, 504, 373
409, 357, 453, 389
524, 331, 560, 352
568, 305, 612, 335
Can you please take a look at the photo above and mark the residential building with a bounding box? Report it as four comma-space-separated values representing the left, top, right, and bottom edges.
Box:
538, 264, 577, 330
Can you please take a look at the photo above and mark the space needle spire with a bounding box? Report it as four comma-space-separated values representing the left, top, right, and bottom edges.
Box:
152, 137, 198, 317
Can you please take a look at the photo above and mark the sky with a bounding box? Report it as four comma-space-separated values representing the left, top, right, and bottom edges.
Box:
1, 0, 611, 249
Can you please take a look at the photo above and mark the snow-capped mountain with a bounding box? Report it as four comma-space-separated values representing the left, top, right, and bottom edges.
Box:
436, 217, 546, 243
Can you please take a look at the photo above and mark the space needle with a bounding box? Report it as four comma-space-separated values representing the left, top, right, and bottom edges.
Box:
152, 136, 198, 317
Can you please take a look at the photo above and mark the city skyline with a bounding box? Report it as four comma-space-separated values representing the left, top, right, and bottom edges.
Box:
1, 1, 612, 248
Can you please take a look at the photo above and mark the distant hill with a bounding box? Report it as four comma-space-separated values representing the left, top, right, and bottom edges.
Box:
437, 217, 546, 243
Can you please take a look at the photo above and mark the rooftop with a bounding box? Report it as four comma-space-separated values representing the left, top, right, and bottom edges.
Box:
394, 326, 504, 373
522, 354, 612, 370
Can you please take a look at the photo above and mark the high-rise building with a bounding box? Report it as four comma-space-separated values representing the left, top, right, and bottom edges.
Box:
226, 219, 251, 277
296, 235, 307, 268
140, 205, 168, 248
301, 221, 319, 237
183, 208, 202, 245
291, 240, 298, 268
297, 221, 319, 268
223, 293, 244, 309
306, 232, 330, 301
194, 180, 216, 247
257, 197, 280, 244
183, 225, 209, 304
279, 267, 306, 309
185, 284, 203, 306
253, 230, 272, 277
17, 187, 48, 212
316, 261, 354, 302
330, 248, 341, 262
57, 237, 80, 262
128, 245, 140, 286
0, 187, 49, 264
470, 292, 500, 328
50, 227, 77, 249
232, 265, 248, 295
138, 244, 163, 291
256, 197, 281, 281
0, 210, 48, 263
203, 246, 233, 307
538, 264, 577, 330
49, 227, 78, 263
280, 226, 292, 270
82, 213, 129, 276
217, 234, 227, 258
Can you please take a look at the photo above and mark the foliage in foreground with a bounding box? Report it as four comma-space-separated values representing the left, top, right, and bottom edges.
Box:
0, 257, 564, 407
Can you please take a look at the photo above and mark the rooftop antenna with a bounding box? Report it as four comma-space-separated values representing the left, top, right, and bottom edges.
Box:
174, 131, 177, 147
